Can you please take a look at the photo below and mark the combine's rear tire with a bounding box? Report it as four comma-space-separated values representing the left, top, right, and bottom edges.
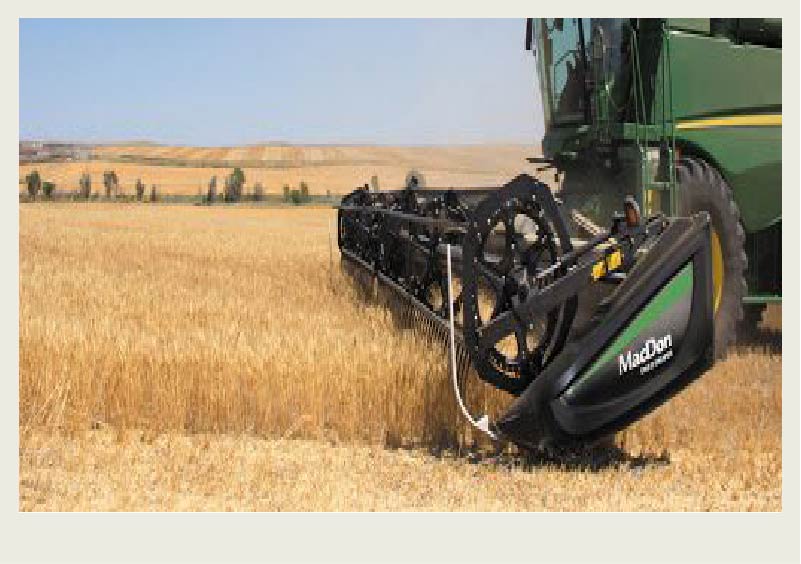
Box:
676, 157, 746, 358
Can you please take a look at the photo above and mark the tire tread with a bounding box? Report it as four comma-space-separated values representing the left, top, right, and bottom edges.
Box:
676, 157, 746, 357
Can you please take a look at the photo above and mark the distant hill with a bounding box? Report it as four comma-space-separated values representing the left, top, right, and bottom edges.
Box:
90, 143, 541, 172
19, 143, 545, 196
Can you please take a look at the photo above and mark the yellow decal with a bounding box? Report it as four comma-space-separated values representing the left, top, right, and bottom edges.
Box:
592, 250, 624, 280
607, 249, 623, 271
676, 114, 782, 131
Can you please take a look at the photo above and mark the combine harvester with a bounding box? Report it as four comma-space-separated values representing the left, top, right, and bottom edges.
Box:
337, 18, 780, 450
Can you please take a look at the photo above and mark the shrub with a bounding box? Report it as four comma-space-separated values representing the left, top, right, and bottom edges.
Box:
25, 170, 41, 200
42, 181, 55, 199
252, 182, 265, 202
224, 168, 245, 202
281, 183, 311, 205
103, 170, 119, 199
79, 174, 92, 200
207, 176, 217, 203
135, 179, 145, 202
223, 176, 233, 202
232, 167, 245, 188
150, 185, 158, 202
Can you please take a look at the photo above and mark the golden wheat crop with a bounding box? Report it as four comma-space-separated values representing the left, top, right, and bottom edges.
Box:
19, 203, 483, 445
19, 204, 781, 511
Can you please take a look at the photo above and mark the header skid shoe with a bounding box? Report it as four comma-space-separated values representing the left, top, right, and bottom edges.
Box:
337, 174, 715, 450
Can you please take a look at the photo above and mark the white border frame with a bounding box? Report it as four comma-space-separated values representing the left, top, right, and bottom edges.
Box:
3, 2, 798, 562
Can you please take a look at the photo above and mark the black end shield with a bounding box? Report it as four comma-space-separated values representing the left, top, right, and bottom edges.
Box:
497, 213, 715, 449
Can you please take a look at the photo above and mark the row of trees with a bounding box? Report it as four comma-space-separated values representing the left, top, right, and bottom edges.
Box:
24, 169, 158, 201
24, 171, 54, 199
282, 181, 312, 204
204, 169, 317, 205
25, 167, 327, 204
80, 172, 158, 201
205, 168, 249, 203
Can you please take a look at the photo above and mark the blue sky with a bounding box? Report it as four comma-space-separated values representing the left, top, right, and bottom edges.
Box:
20, 19, 545, 146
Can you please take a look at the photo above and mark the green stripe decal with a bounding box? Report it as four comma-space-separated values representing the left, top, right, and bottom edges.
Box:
579, 263, 694, 381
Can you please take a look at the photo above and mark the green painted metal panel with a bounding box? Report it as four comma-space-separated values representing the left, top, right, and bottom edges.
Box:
665, 31, 781, 123
675, 126, 781, 232
632, 28, 781, 233
668, 19, 710, 34
581, 262, 693, 381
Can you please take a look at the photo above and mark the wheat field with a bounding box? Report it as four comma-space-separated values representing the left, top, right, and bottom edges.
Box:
19, 204, 781, 511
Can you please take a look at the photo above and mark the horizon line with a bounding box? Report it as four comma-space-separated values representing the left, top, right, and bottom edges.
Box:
19, 138, 542, 149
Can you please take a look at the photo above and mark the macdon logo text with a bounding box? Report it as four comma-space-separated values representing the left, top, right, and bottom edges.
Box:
618, 334, 673, 376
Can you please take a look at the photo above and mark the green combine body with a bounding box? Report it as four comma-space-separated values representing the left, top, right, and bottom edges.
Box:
527, 18, 781, 353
